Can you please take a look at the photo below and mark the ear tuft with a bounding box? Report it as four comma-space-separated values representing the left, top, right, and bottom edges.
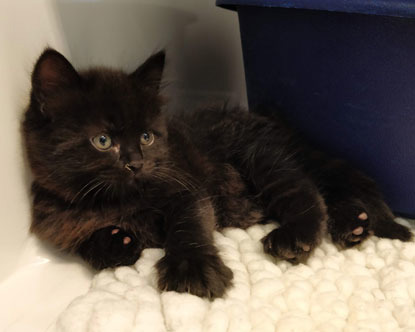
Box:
130, 50, 165, 93
32, 48, 80, 101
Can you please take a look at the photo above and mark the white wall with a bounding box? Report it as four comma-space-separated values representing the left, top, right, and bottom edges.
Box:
0, 0, 246, 279
0, 0, 70, 281
55, 0, 247, 109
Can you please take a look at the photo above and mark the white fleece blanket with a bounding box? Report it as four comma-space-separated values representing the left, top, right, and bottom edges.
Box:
55, 220, 415, 332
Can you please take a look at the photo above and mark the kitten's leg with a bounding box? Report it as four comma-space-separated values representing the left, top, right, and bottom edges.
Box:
226, 118, 328, 263
258, 170, 328, 263
78, 226, 142, 270
156, 192, 233, 299
31, 196, 143, 269
309, 158, 412, 247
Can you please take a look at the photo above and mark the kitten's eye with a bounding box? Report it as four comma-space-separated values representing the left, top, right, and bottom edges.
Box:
140, 131, 154, 146
91, 134, 112, 151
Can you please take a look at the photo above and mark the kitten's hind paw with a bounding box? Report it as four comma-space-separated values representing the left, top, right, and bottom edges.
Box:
262, 224, 320, 263
329, 206, 373, 248
374, 218, 413, 242
329, 202, 413, 248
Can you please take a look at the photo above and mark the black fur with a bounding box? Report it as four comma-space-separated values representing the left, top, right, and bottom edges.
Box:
22, 48, 412, 299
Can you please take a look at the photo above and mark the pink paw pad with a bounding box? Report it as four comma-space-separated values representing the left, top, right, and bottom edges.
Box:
301, 244, 311, 252
111, 228, 131, 245
352, 226, 364, 236
358, 212, 368, 220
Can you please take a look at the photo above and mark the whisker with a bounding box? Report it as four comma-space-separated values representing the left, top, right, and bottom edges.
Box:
104, 183, 113, 197
92, 182, 106, 202
69, 179, 98, 206
79, 181, 104, 202
153, 165, 199, 190
151, 169, 196, 192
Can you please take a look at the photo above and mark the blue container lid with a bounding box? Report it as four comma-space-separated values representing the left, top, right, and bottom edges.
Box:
216, 0, 415, 18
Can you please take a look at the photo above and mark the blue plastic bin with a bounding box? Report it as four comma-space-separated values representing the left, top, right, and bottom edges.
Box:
217, 0, 415, 217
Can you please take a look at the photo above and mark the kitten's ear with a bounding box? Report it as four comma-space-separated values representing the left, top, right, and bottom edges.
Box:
31, 48, 80, 102
129, 51, 165, 93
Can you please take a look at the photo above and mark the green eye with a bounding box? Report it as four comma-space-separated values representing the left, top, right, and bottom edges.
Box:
140, 131, 154, 146
92, 134, 112, 151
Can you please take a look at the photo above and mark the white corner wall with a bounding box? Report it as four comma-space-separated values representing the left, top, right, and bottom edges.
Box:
55, 0, 247, 109
0, 0, 70, 281
0, 0, 246, 283
0, 1, 246, 330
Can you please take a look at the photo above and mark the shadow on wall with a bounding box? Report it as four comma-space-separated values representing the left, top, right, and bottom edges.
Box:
54, 0, 246, 109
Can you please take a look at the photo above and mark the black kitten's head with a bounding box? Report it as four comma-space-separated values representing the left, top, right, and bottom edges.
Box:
23, 48, 168, 203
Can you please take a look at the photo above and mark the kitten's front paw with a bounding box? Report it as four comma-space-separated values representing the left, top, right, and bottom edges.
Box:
156, 252, 233, 299
78, 226, 141, 270
262, 224, 321, 263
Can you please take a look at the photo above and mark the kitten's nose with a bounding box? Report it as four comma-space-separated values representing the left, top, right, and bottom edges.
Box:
125, 162, 143, 174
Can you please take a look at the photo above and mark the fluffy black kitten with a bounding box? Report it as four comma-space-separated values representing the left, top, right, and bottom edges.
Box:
23, 48, 412, 299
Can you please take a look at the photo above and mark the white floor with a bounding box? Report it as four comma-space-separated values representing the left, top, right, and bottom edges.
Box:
2, 219, 414, 332
0, 237, 93, 332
